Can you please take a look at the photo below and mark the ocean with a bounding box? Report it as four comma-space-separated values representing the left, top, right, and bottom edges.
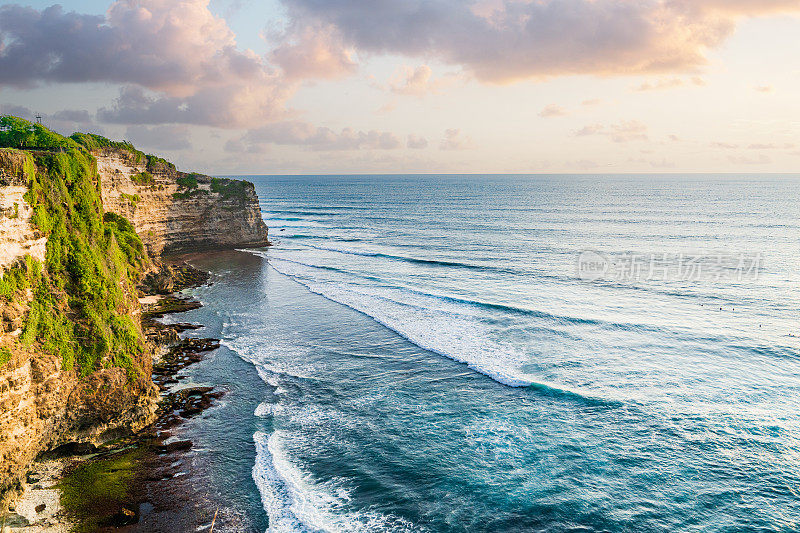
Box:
175, 174, 800, 532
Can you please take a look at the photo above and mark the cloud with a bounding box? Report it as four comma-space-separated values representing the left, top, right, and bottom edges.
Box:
407, 135, 429, 149
376, 101, 398, 114
710, 141, 739, 149
0, 104, 34, 119
649, 158, 676, 168
52, 109, 92, 123
278, 0, 800, 82
575, 124, 605, 137
634, 77, 706, 91
97, 84, 290, 128
575, 121, 648, 142
754, 85, 774, 93
635, 78, 684, 91
747, 142, 796, 149
439, 129, 474, 150
230, 121, 403, 151
582, 99, 602, 106
0, 1, 293, 128
728, 154, 772, 165
387, 65, 460, 96
539, 104, 568, 118
269, 22, 357, 80
124, 125, 192, 151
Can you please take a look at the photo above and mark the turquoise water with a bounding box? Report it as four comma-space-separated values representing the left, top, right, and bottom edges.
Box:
192, 175, 800, 531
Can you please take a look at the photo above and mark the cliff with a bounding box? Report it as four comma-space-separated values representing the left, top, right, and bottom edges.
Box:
94, 148, 268, 256
0, 117, 268, 512
0, 151, 46, 271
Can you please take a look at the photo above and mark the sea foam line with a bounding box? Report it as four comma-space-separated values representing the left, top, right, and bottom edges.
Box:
262, 258, 535, 388
252, 431, 418, 533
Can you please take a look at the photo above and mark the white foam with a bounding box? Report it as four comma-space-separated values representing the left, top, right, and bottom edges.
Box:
264, 257, 535, 388
255, 401, 274, 418
252, 431, 416, 533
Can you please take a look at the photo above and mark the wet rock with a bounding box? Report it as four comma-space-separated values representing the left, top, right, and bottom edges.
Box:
107, 506, 138, 527
1, 513, 29, 527
156, 440, 192, 454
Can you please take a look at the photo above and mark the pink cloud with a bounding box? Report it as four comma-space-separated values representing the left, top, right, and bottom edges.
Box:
280, 0, 800, 82
0, 1, 294, 128
229, 121, 404, 152
270, 23, 357, 80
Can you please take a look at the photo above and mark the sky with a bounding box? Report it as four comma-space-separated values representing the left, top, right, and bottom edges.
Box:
1, 0, 800, 174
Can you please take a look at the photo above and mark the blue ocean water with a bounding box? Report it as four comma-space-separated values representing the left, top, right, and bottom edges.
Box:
199, 175, 800, 531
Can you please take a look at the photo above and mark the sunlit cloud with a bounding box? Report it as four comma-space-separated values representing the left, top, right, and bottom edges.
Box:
228, 121, 405, 152
386, 65, 461, 96
634, 77, 705, 92
278, 0, 800, 82
439, 129, 474, 151
575, 121, 649, 143
0, 1, 294, 128
539, 104, 568, 118
269, 22, 357, 80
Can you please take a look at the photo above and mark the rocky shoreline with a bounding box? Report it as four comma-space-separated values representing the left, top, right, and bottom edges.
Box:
3, 263, 228, 532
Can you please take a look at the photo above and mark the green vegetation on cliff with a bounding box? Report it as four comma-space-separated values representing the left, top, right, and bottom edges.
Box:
69, 132, 143, 162
0, 117, 148, 376
211, 177, 250, 200
0, 346, 10, 367
130, 171, 154, 186
70, 132, 176, 174
0, 116, 81, 151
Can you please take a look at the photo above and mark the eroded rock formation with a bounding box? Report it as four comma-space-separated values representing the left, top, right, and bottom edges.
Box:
95, 148, 268, 256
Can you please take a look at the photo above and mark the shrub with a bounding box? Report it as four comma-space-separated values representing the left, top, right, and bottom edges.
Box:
210, 177, 251, 201
120, 193, 140, 204
130, 171, 154, 186
0, 116, 82, 151
0, 346, 10, 367
145, 154, 175, 172
69, 133, 144, 163
175, 175, 198, 189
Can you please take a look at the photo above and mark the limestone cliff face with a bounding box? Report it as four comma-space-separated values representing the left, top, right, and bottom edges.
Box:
95, 148, 268, 256
0, 355, 157, 508
0, 151, 45, 273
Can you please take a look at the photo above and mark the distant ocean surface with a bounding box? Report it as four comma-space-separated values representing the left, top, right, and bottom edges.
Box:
188, 175, 800, 532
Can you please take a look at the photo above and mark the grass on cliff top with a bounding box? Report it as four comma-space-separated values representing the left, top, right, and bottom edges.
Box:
211, 177, 250, 200
59, 448, 143, 532
0, 117, 150, 376
0, 116, 83, 151
69, 132, 143, 161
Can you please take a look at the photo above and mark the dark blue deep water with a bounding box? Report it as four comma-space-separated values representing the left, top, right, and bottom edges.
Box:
181, 175, 800, 532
